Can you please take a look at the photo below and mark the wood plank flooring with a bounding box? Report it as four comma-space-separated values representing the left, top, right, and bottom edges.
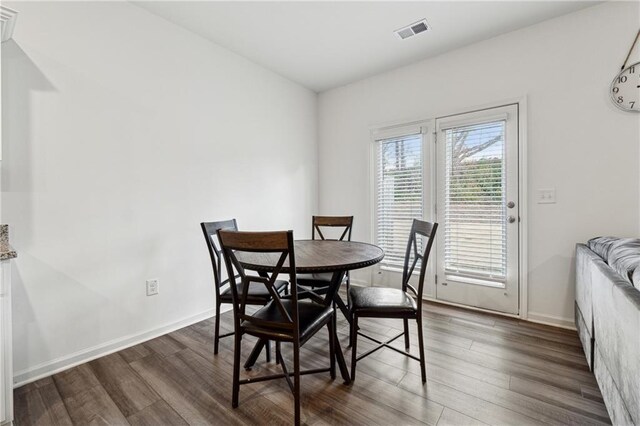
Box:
14, 300, 610, 425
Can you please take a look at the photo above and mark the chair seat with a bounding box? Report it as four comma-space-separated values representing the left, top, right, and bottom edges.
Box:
219, 279, 288, 305
297, 272, 333, 288
242, 300, 333, 344
349, 287, 417, 316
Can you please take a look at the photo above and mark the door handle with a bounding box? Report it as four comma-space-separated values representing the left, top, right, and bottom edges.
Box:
508, 216, 516, 223
507, 201, 515, 209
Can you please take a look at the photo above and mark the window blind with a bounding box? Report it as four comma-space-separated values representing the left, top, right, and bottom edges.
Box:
444, 121, 506, 281
376, 134, 423, 268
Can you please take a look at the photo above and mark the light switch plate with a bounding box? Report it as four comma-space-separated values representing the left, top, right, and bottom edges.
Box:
537, 188, 556, 204
146, 279, 159, 296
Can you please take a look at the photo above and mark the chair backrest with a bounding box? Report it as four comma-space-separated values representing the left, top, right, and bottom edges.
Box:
312, 215, 353, 241
217, 230, 299, 335
201, 219, 238, 296
402, 219, 438, 302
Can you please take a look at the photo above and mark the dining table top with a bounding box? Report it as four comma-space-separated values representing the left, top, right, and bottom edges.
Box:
234, 239, 384, 274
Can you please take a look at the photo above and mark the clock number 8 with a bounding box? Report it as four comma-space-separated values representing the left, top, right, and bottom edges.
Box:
617, 96, 624, 103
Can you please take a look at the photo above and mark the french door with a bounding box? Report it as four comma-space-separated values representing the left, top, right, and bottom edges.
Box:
435, 105, 520, 314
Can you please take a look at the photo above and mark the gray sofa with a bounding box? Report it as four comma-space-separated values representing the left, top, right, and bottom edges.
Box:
575, 240, 640, 426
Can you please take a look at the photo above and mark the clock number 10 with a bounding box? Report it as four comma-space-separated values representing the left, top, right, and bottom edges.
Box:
610, 61, 640, 112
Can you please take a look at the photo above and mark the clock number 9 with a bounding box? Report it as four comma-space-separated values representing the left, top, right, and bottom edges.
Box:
613, 87, 620, 93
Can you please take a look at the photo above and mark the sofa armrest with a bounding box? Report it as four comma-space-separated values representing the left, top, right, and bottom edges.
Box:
575, 243, 602, 337
591, 258, 640, 425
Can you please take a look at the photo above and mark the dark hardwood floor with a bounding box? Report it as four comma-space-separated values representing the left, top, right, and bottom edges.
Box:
14, 299, 610, 425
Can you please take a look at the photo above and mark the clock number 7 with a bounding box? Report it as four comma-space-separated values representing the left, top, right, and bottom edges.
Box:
631, 101, 636, 108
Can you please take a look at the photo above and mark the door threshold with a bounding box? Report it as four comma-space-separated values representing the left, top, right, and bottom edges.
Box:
423, 296, 520, 320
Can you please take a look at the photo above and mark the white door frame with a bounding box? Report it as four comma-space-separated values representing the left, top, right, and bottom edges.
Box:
434, 103, 518, 315
367, 96, 528, 320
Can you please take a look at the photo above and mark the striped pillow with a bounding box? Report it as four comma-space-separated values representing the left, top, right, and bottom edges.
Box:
588, 236, 640, 288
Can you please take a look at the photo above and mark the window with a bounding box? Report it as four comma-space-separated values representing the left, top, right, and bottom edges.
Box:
375, 132, 424, 268
443, 120, 506, 282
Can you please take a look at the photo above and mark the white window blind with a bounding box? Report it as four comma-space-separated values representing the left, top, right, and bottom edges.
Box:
376, 133, 423, 268
444, 120, 506, 281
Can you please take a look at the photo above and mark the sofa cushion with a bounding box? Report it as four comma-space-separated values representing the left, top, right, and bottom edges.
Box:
633, 267, 640, 290
588, 237, 640, 286
608, 239, 640, 284
587, 236, 620, 260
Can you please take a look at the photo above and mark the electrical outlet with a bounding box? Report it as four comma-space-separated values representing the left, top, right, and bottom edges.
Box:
537, 188, 556, 204
146, 279, 159, 296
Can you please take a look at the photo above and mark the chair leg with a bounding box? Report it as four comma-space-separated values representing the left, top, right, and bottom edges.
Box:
345, 272, 351, 309
244, 339, 265, 370
328, 316, 336, 379
350, 315, 358, 382
214, 302, 221, 355
347, 286, 353, 347
293, 341, 301, 426
265, 340, 271, 362
276, 341, 281, 365
416, 315, 427, 383
347, 302, 355, 347
232, 332, 242, 408
403, 318, 410, 350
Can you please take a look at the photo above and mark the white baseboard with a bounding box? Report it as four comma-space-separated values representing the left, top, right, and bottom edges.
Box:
526, 311, 575, 330
13, 306, 232, 388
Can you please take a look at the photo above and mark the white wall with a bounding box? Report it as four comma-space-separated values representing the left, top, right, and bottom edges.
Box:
2, 1, 317, 382
318, 2, 640, 326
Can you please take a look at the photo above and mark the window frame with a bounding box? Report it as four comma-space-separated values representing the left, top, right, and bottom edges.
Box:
441, 118, 509, 283
370, 121, 435, 278
435, 107, 518, 290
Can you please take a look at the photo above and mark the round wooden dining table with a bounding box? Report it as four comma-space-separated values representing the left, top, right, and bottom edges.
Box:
236, 239, 384, 272
234, 239, 384, 381
236, 239, 384, 312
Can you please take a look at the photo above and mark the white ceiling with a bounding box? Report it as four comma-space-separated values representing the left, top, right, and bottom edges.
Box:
134, 1, 599, 92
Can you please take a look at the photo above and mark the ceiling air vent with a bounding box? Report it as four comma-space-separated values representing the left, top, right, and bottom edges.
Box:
1, 6, 18, 43
394, 19, 430, 40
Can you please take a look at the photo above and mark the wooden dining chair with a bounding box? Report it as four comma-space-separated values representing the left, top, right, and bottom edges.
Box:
201, 219, 288, 356
217, 229, 342, 426
349, 219, 438, 383
297, 216, 354, 309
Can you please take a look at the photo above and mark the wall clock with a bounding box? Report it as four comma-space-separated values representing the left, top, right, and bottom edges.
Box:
612, 29, 640, 112
611, 62, 639, 112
